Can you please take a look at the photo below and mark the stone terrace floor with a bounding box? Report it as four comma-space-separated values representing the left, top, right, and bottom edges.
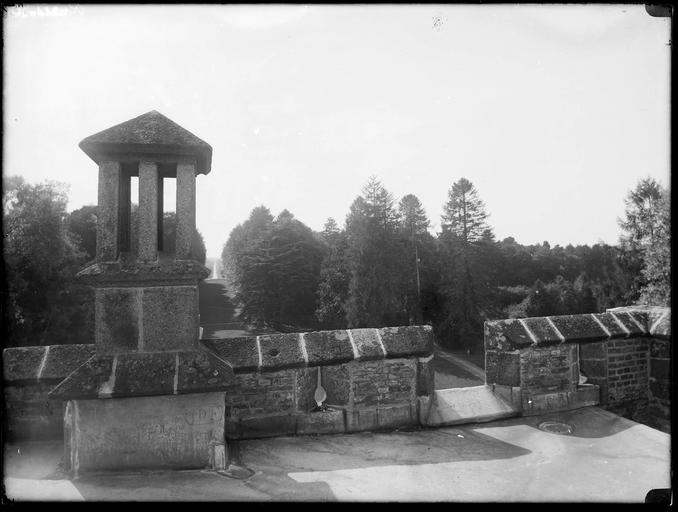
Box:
3, 406, 670, 502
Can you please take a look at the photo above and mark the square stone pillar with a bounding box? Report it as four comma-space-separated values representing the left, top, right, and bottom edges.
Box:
176, 163, 196, 260
96, 161, 121, 262
138, 161, 159, 262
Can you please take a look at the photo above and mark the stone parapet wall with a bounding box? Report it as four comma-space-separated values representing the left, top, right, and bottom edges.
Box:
205, 326, 435, 439
3, 326, 435, 441
485, 307, 670, 421
3, 344, 95, 440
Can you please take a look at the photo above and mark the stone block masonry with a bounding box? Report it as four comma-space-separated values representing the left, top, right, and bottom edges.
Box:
203, 326, 434, 439
484, 307, 670, 421
4, 326, 435, 442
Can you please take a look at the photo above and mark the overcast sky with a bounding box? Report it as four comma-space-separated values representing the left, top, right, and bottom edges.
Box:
4, 4, 670, 257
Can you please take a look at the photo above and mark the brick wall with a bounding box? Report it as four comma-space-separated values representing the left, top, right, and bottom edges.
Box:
485, 308, 670, 421
606, 337, 649, 404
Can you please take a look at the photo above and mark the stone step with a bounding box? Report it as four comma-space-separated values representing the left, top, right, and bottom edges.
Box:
422, 385, 519, 427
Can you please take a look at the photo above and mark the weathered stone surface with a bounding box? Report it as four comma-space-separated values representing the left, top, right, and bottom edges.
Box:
141, 286, 198, 351
78, 260, 210, 286
114, 352, 175, 396
95, 287, 139, 353
177, 351, 235, 393
69, 392, 225, 472
350, 328, 384, 360
200, 337, 260, 373
351, 359, 416, 407
176, 163, 196, 260
579, 341, 607, 360
548, 314, 609, 343
303, 330, 354, 366
649, 338, 670, 359
40, 345, 96, 381
225, 370, 296, 417
49, 356, 115, 399
259, 333, 306, 370
580, 358, 607, 379
523, 317, 562, 346
376, 404, 417, 429
79, 110, 213, 175
648, 311, 671, 339
650, 358, 670, 380
295, 367, 316, 412
416, 355, 435, 396
378, 325, 434, 357
610, 311, 646, 337
345, 408, 379, 433
593, 312, 630, 338
520, 345, 577, 394
485, 319, 534, 351
649, 378, 670, 401
240, 414, 296, 439
4, 383, 64, 441
296, 409, 346, 435
521, 386, 599, 417
485, 350, 520, 387
3, 346, 48, 382
96, 161, 121, 262
321, 364, 351, 406
138, 161, 159, 263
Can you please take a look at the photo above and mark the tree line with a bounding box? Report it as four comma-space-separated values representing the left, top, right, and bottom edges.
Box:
2, 174, 669, 350
2, 176, 206, 347
221, 175, 670, 351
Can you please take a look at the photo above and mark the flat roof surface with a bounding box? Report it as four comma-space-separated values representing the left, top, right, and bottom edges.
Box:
3, 406, 670, 502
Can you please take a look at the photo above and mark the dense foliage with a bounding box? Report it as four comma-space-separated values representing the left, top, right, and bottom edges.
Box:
222, 175, 669, 351
3, 178, 207, 347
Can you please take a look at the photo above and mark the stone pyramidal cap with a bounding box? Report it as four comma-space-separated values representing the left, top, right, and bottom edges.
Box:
79, 110, 213, 174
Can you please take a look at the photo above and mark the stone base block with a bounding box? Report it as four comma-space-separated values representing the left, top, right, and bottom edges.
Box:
346, 403, 417, 433
65, 392, 225, 475
423, 386, 518, 427
346, 408, 378, 432
521, 385, 600, 416
296, 409, 346, 435
239, 414, 297, 439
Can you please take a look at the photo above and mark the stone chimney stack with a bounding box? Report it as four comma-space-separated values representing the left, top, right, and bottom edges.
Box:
77, 110, 211, 353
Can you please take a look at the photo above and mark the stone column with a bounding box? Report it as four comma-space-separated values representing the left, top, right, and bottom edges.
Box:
157, 176, 164, 252
97, 161, 121, 262
176, 163, 196, 260
118, 171, 131, 253
138, 161, 159, 262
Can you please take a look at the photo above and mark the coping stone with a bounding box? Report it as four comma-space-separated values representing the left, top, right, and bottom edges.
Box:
303, 330, 354, 366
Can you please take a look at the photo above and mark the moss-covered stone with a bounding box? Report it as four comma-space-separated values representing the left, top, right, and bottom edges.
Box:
303, 330, 354, 365
378, 326, 433, 357
200, 337, 259, 372
484, 319, 533, 351
259, 333, 306, 370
